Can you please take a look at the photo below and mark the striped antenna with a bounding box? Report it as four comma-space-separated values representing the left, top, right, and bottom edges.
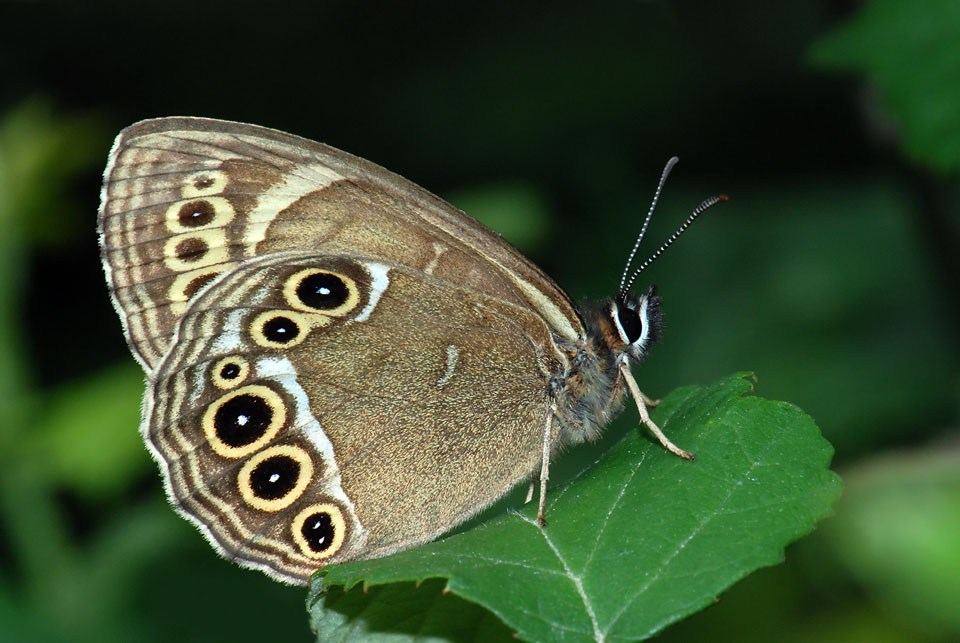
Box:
619, 194, 728, 298
618, 156, 679, 296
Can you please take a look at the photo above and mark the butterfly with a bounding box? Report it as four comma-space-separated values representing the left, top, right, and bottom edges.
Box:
99, 118, 722, 583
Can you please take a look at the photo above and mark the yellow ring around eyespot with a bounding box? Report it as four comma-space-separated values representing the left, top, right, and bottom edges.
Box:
292, 503, 346, 560
283, 268, 360, 317
237, 444, 314, 512
162, 228, 230, 272
181, 169, 228, 198
210, 356, 250, 390
164, 196, 235, 233
202, 385, 286, 459
248, 310, 317, 349
167, 263, 235, 315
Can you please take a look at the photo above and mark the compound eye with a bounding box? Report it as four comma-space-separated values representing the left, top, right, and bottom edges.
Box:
616, 305, 644, 344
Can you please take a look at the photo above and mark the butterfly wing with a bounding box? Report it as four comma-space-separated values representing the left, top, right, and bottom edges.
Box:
99, 117, 583, 372
147, 251, 560, 583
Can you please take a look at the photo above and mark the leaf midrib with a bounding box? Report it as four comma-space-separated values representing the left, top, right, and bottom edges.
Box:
517, 513, 602, 642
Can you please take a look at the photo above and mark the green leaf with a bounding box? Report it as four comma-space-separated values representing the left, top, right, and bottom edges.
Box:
809, 0, 960, 173
309, 374, 841, 641
311, 579, 514, 642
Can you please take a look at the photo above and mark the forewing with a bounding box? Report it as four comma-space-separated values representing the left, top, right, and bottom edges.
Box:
99, 117, 583, 372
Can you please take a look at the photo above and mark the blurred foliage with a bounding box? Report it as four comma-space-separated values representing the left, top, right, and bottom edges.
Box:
825, 446, 960, 638
1, 0, 958, 641
810, 0, 960, 174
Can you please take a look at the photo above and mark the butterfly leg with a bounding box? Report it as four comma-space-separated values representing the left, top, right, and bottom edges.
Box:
537, 408, 556, 526
620, 364, 695, 461
639, 390, 661, 407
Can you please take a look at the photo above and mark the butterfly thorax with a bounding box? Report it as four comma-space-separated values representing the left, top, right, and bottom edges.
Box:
551, 286, 663, 446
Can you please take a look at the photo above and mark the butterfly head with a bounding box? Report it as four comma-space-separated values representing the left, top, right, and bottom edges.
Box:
597, 157, 725, 367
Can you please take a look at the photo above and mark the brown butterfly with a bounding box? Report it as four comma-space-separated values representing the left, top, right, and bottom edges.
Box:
99, 118, 722, 583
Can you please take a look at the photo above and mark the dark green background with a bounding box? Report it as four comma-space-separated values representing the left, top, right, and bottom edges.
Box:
1, 1, 957, 641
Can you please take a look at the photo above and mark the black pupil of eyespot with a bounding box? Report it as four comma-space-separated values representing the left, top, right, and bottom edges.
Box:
213, 394, 272, 447
301, 512, 335, 552
220, 363, 241, 379
249, 455, 300, 500
295, 273, 349, 310
178, 200, 215, 227
617, 305, 644, 344
263, 316, 299, 343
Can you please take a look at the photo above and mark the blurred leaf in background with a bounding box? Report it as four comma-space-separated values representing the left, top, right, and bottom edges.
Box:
810, 0, 960, 174
825, 447, 960, 639
805, 2, 960, 641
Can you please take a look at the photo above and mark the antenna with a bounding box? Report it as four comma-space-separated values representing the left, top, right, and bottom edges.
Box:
618, 156, 679, 296
619, 194, 728, 298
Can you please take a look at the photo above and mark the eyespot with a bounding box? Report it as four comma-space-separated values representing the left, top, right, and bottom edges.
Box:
297, 272, 348, 309
211, 356, 250, 389
263, 316, 299, 343
180, 200, 216, 227
284, 269, 360, 316
182, 169, 228, 197
237, 445, 314, 511
249, 310, 320, 349
162, 229, 229, 272
183, 272, 217, 298
176, 237, 208, 261
165, 196, 235, 233
168, 264, 235, 315
202, 385, 286, 458
292, 503, 346, 560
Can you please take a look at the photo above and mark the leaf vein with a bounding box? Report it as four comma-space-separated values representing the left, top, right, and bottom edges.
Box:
517, 514, 604, 642
603, 449, 771, 634
582, 451, 647, 576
